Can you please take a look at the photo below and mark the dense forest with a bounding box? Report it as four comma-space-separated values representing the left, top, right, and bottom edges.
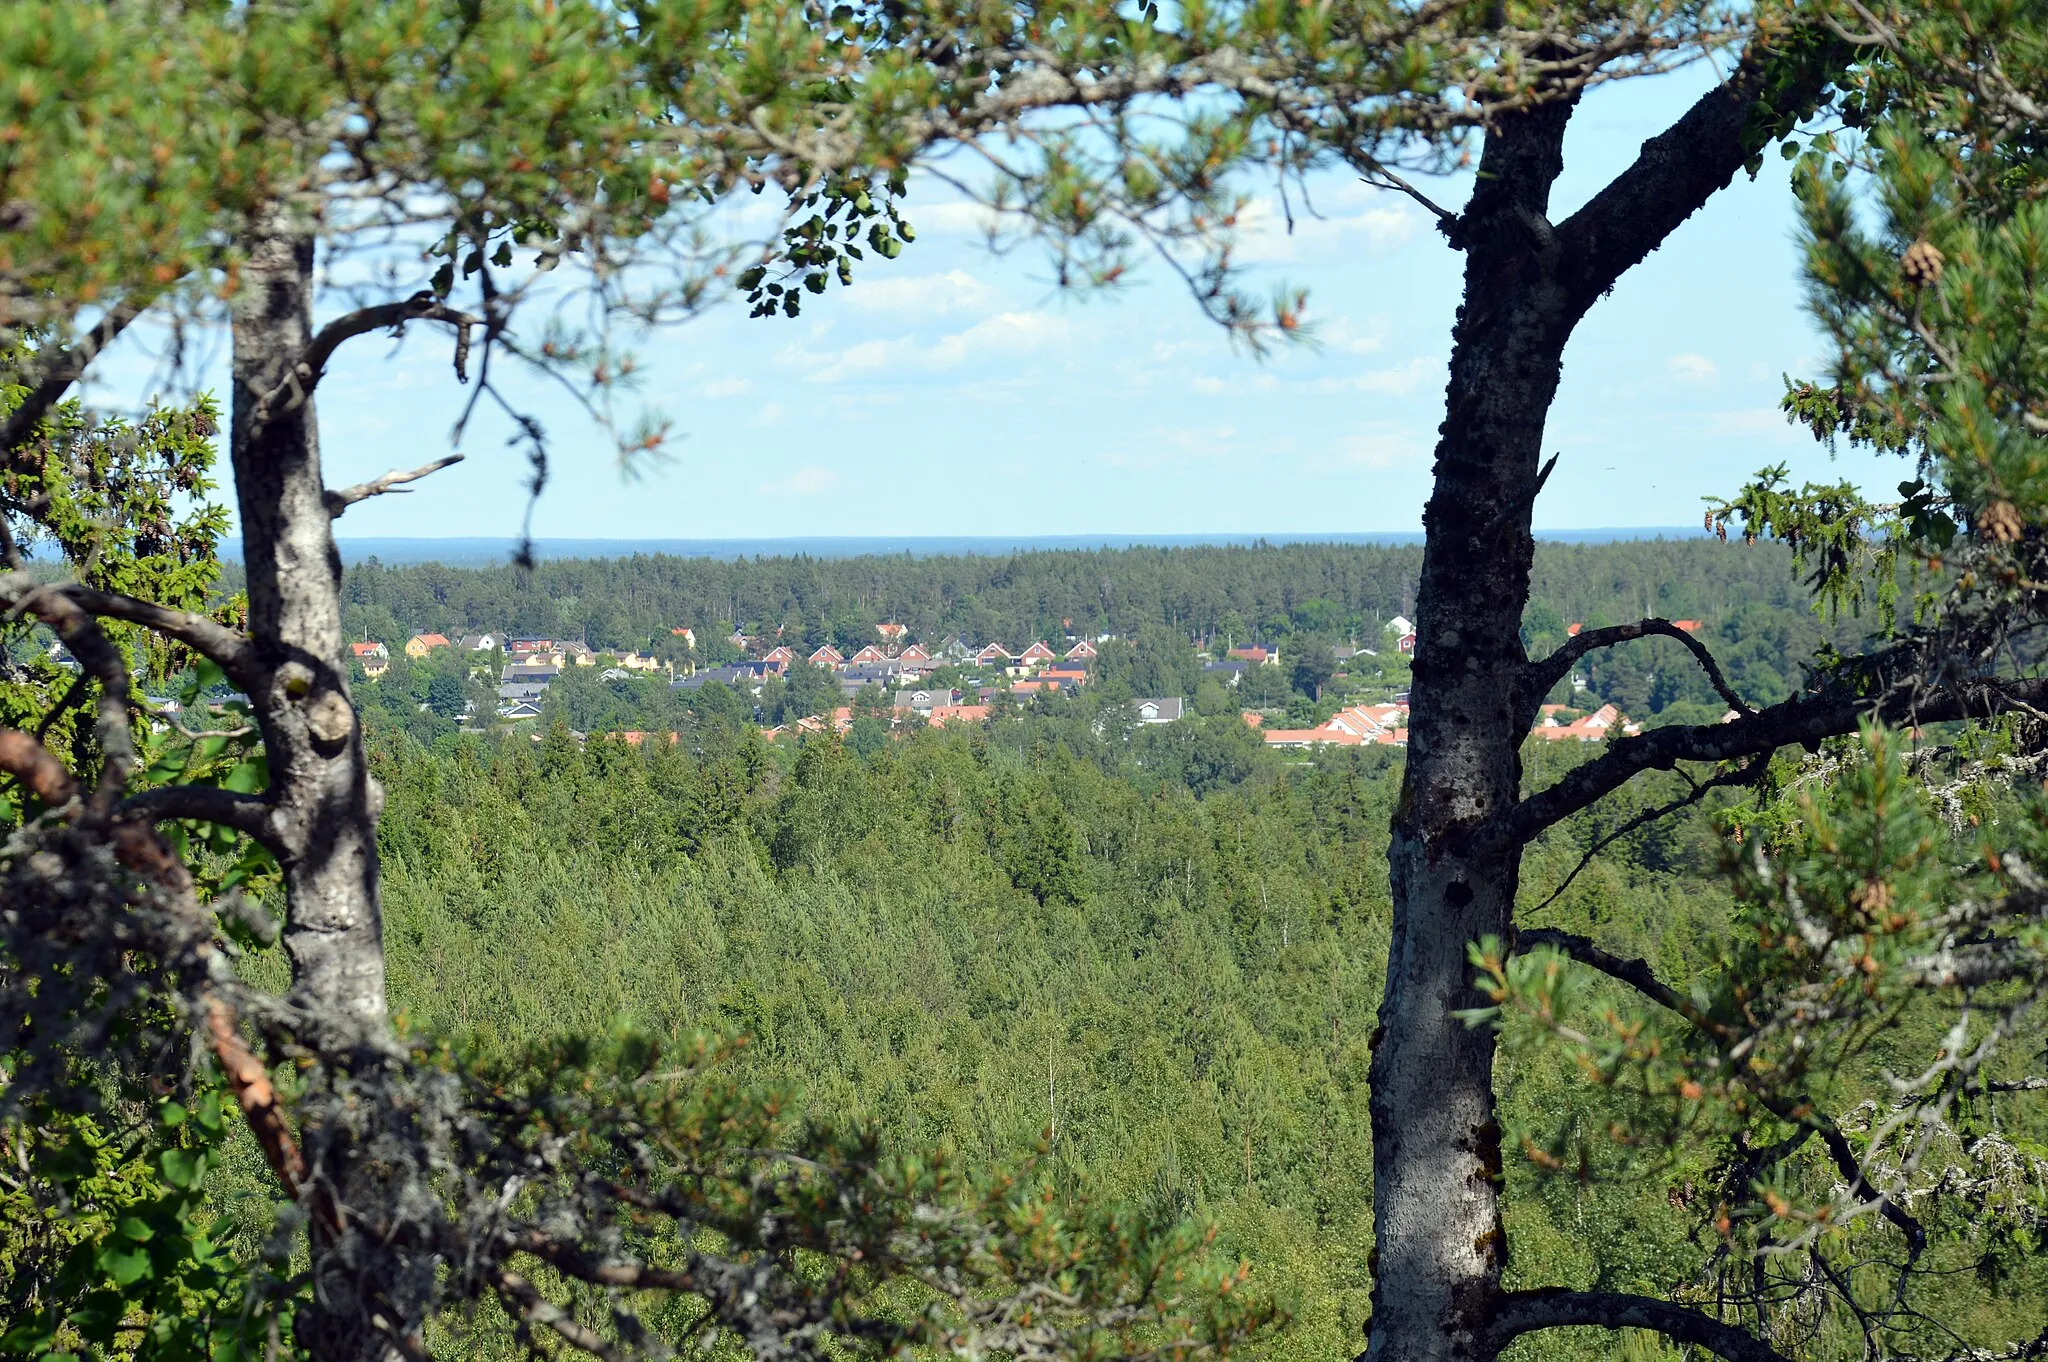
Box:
198, 698, 2032, 1360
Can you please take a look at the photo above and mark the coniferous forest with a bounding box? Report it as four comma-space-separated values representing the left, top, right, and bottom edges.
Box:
8, 4, 2048, 1362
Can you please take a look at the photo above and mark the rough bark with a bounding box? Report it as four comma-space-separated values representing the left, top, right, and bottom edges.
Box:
1366, 40, 1846, 1362
1365, 89, 1579, 1362
229, 224, 387, 1022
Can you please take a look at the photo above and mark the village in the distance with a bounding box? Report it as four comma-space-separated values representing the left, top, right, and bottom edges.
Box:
340, 613, 1665, 750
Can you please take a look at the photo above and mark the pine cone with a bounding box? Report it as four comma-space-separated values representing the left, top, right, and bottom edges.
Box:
1900, 239, 1945, 288
1979, 499, 2024, 543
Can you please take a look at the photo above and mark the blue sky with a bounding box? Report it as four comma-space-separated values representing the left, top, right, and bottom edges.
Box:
105, 61, 1904, 542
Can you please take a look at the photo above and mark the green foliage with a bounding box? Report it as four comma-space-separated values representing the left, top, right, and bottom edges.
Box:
0, 1088, 279, 1362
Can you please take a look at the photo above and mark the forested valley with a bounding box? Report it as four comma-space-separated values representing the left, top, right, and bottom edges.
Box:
184, 541, 2030, 1360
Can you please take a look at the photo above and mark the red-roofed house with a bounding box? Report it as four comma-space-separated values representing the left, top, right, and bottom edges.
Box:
1531, 703, 1639, 742
975, 643, 1013, 666
1018, 642, 1057, 665
1672, 619, 1702, 633
808, 644, 845, 668
1242, 711, 1264, 728
764, 646, 795, 667
927, 704, 990, 728
1565, 622, 1583, 637
849, 644, 887, 664
1228, 645, 1279, 666
350, 642, 390, 679
877, 622, 909, 644
898, 643, 931, 664
669, 627, 697, 649
1040, 667, 1089, 688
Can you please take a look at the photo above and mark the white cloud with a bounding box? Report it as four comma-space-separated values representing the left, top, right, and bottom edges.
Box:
1191, 376, 1229, 395
701, 377, 752, 398
1317, 315, 1390, 356
755, 402, 786, 427
1332, 431, 1424, 469
758, 464, 839, 497
779, 310, 1071, 382
1667, 352, 1719, 382
1237, 195, 1425, 265
1312, 356, 1442, 396
842, 269, 994, 317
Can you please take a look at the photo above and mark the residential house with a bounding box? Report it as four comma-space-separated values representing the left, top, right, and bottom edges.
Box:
502, 661, 561, 685
669, 627, 697, 649
1133, 697, 1186, 724
1242, 711, 1264, 727
405, 632, 452, 658
975, 643, 1013, 667
613, 651, 664, 672
1385, 615, 1415, 640
499, 698, 544, 721
893, 688, 958, 711
1202, 659, 1248, 686
897, 643, 932, 665
1017, 641, 1057, 667
1396, 631, 1417, 655
560, 641, 597, 667
1227, 645, 1278, 666
808, 643, 845, 669
848, 644, 888, 664
1324, 703, 1409, 742
600, 668, 632, 681
876, 622, 909, 646
350, 641, 390, 679
926, 704, 989, 728
763, 646, 795, 671
457, 632, 502, 653
1063, 640, 1098, 662
675, 663, 770, 693
1039, 667, 1089, 689
935, 635, 974, 663
1672, 619, 1703, 633
497, 679, 550, 706
838, 661, 909, 694
1531, 703, 1639, 742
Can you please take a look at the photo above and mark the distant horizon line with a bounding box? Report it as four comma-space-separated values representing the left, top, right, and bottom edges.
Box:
216, 526, 1716, 567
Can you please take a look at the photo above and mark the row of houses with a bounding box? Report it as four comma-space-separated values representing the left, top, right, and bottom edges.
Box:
1250, 699, 1642, 750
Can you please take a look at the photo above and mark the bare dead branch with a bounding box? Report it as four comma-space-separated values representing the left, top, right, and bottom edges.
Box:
1488, 1288, 1795, 1362
1524, 617, 1749, 723
1519, 755, 1766, 916
116, 784, 279, 849
259, 293, 484, 419
57, 584, 265, 692
495, 1270, 626, 1362
1515, 927, 1723, 1033
0, 301, 148, 461
1500, 676, 2048, 845
206, 995, 307, 1198
324, 454, 464, 518
0, 728, 80, 808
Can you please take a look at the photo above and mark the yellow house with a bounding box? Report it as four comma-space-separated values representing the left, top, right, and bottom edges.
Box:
404, 632, 451, 658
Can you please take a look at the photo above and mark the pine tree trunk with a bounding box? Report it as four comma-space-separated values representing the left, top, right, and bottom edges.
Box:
229, 224, 387, 1022
1364, 97, 1577, 1362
